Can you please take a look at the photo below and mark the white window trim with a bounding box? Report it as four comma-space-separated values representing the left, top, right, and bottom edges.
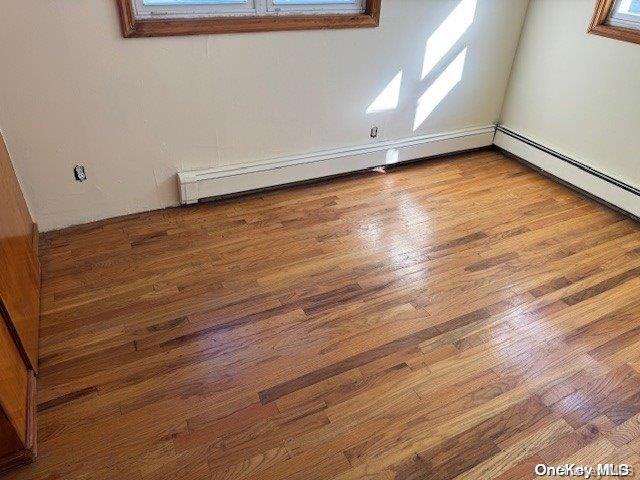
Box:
132, 0, 366, 20
608, 0, 640, 29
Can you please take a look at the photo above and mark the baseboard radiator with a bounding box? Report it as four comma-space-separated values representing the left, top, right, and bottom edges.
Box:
494, 126, 640, 220
178, 126, 495, 204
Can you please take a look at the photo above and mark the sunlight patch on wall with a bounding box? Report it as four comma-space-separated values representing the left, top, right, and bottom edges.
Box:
421, 0, 476, 80
413, 48, 467, 132
367, 71, 403, 114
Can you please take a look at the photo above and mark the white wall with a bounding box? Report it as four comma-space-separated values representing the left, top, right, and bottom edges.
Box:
0, 0, 528, 231
501, 0, 640, 190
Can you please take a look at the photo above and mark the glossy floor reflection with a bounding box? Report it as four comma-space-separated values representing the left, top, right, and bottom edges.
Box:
8, 149, 640, 480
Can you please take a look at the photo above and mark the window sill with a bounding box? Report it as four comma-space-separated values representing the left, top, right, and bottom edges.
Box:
588, 23, 640, 44
116, 0, 381, 38
589, 0, 640, 45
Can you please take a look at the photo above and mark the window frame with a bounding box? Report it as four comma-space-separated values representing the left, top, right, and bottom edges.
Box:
589, 0, 640, 45
116, 0, 381, 38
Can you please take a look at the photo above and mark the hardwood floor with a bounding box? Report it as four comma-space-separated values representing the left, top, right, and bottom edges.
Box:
4, 149, 640, 479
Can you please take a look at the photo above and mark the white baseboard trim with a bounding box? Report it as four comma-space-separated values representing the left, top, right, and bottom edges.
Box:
178, 126, 495, 204
494, 126, 640, 220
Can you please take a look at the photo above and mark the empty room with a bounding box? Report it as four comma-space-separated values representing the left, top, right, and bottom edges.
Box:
1, 0, 640, 478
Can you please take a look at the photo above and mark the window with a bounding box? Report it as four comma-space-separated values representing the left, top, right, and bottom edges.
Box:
116, 0, 381, 37
133, 0, 366, 20
608, 0, 640, 28
589, 0, 640, 44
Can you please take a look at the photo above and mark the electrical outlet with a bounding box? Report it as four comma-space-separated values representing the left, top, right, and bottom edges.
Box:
370, 126, 379, 139
74, 165, 87, 182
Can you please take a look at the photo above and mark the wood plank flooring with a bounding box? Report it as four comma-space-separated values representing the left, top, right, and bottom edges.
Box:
5, 149, 640, 479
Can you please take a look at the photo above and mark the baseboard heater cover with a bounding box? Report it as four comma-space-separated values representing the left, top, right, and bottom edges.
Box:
178, 126, 495, 204
494, 126, 640, 220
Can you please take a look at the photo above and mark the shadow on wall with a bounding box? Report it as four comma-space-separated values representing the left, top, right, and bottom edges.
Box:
366, 0, 477, 164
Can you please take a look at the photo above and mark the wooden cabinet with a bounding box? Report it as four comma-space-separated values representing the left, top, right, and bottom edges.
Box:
0, 133, 40, 372
0, 132, 39, 473
0, 316, 35, 471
